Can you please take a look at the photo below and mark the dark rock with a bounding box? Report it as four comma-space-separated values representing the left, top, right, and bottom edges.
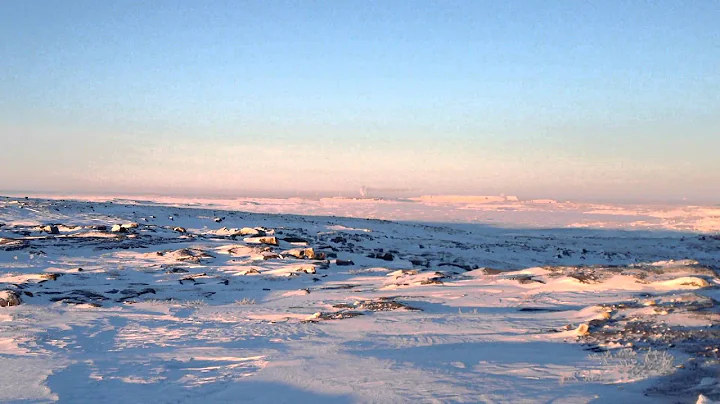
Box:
439, 263, 472, 271
282, 236, 308, 243
320, 284, 359, 290
335, 259, 355, 266
369, 252, 394, 261
64, 290, 107, 301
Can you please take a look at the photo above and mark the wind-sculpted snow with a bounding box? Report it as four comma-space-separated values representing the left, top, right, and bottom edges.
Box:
1, 195, 719, 403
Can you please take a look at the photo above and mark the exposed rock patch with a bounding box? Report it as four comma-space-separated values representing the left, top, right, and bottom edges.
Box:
0, 290, 22, 307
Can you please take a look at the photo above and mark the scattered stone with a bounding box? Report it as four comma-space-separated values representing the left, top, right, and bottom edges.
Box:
335, 259, 355, 266
117, 288, 156, 302
49, 290, 107, 305
337, 298, 421, 312
0, 238, 29, 251
0, 290, 21, 307
172, 248, 215, 263
387, 269, 418, 278
303, 311, 364, 323
506, 274, 545, 284
320, 284, 359, 290
173, 227, 187, 233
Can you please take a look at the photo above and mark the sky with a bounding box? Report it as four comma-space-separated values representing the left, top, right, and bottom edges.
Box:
1, 1, 719, 202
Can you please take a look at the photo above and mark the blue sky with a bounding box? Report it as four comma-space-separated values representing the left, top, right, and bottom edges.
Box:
1, 1, 718, 201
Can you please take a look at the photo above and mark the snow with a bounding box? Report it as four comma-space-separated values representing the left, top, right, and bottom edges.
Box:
1, 194, 719, 403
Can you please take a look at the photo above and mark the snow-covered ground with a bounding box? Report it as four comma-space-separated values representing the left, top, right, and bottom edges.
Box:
1, 195, 719, 403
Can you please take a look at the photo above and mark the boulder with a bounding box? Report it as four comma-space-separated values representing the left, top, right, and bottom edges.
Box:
284, 248, 326, 260
0, 290, 22, 307
173, 227, 187, 233
368, 252, 394, 261
258, 236, 278, 246
41, 225, 59, 235
336, 259, 355, 266
298, 266, 317, 274
575, 323, 590, 336
239, 227, 265, 237
111, 224, 127, 233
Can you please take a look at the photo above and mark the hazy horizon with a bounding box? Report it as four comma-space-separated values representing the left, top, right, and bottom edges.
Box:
2, 1, 718, 202
1, 187, 717, 206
